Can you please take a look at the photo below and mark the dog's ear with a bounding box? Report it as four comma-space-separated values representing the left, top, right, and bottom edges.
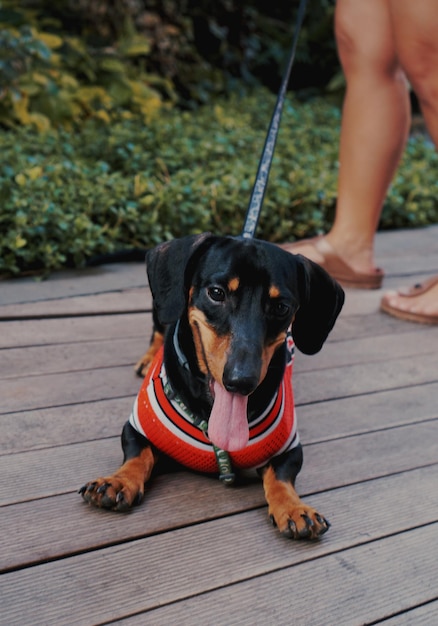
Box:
146, 233, 215, 325
292, 254, 345, 355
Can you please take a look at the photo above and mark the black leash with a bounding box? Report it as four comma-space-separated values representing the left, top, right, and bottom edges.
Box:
241, 0, 308, 240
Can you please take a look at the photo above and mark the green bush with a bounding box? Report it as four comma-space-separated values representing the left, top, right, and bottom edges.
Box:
0, 2, 174, 130
1, 91, 437, 277
0, 0, 339, 130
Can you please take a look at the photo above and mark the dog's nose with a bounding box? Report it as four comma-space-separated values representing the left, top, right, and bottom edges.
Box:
223, 373, 259, 396
223, 338, 261, 396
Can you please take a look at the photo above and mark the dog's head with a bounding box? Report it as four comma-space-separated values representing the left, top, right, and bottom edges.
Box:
146, 233, 344, 450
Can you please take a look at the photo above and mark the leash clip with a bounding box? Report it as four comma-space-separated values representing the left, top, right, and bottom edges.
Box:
197, 419, 236, 485
214, 448, 236, 486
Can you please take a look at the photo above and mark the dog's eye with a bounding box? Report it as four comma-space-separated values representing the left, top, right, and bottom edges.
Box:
207, 286, 226, 302
271, 301, 290, 317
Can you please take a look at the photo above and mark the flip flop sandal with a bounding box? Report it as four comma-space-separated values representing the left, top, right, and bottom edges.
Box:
280, 236, 384, 289
380, 275, 438, 325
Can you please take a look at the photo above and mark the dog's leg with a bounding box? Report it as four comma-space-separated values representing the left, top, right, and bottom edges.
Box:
134, 330, 164, 377
134, 307, 165, 377
262, 445, 330, 539
79, 422, 157, 512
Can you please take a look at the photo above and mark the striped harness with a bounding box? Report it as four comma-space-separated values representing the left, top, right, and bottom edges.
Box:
129, 333, 299, 479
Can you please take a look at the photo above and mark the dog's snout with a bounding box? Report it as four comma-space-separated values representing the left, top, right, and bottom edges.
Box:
223, 368, 259, 396
223, 338, 262, 396
222, 362, 259, 396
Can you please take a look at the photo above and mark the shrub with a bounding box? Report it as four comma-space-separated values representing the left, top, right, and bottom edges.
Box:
0, 0, 339, 130
1, 91, 437, 277
0, 2, 174, 130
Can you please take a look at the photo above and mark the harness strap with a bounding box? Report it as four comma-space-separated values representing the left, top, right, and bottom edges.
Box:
197, 420, 236, 486
163, 377, 236, 485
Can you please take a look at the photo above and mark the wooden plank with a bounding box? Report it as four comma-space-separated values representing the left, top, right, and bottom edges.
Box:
298, 382, 438, 444
0, 312, 149, 348
1, 321, 435, 391
2, 349, 437, 415
0, 287, 152, 320
294, 351, 438, 404
1, 482, 437, 625
0, 337, 146, 380
2, 463, 437, 574
1, 419, 436, 506
0, 365, 141, 414
3, 324, 434, 380
1, 438, 120, 505
130, 525, 438, 626
375, 224, 438, 259
1, 397, 130, 454
1, 472, 263, 571
300, 420, 438, 491
3, 381, 436, 456
295, 326, 438, 371
0, 262, 147, 306
0, 283, 433, 353
0, 225, 435, 307
382, 601, 438, 626
328, 309, 433, 342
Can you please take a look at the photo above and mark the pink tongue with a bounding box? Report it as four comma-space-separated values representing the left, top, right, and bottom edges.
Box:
208, 381, 249, 452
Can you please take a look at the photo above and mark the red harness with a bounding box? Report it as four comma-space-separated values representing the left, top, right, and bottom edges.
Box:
129, 340, 299, 475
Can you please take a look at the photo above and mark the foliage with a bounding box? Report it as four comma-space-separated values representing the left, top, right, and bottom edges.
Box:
0, 0, 338, 130
1, 92, 437, 277
0, 1, 175, 130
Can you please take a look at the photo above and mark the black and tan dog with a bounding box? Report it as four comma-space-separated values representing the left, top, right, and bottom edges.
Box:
80, 234, 344, 539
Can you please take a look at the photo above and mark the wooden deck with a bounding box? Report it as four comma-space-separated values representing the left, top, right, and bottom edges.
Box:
1, 225, 437, 626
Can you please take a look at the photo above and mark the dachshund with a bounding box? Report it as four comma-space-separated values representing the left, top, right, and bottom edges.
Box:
80, 234, 344, 539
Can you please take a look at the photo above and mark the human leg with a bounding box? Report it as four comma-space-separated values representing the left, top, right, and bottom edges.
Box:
283, 0, 411, 285
328, 0, 410, 274
391, 0, 438, 145
377, 0, 438, 321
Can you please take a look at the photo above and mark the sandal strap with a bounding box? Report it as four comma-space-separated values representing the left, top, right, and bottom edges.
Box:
397, 275, 438, 298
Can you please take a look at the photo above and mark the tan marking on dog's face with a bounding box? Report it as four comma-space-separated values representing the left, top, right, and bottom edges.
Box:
189, 303, 288, 389
228, 277, 240, 292
258, 330, 288, 382
188, 306, 230, 382
269, 285, 280, 299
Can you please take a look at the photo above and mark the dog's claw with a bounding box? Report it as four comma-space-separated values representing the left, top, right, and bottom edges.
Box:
297, 513, 314, 538
297, 524, 312, 539
116, 492, 128, 510
315, 514, 330, 536
281, 519, 297, 539
133, 491, 144, 506
114, 492, 130, 512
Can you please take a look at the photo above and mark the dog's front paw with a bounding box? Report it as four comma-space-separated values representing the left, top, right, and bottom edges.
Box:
269, 502, 330, 540
79, 474, 144, 512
